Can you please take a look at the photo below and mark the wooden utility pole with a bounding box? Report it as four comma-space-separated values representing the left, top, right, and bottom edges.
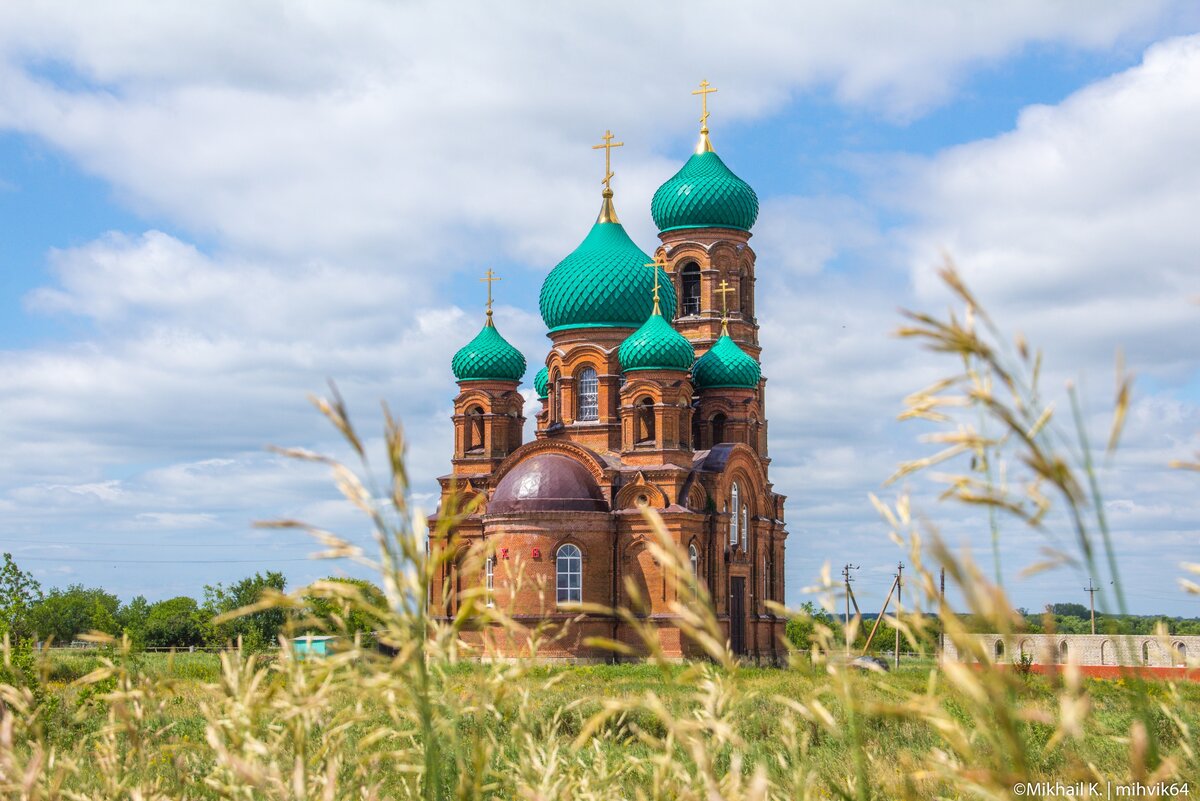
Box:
939, 567, 946, 656
862, 572, 899, 654
843, 564, 860, 654
895, 562, 904, 670
1084, 578, 1098, 635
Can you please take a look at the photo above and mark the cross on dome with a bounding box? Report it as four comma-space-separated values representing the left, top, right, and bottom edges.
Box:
643, 254, 668, 313
715, 278, 736, 332
480, 268, 501, 320
692, 79, 718, 153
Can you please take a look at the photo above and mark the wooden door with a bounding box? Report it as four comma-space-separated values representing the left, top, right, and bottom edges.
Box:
730, 577, 746, 655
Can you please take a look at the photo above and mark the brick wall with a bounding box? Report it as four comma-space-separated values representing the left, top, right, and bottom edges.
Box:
944, 633, 1199, 667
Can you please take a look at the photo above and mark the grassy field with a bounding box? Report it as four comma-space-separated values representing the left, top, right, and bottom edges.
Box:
15, 648, 1198, 799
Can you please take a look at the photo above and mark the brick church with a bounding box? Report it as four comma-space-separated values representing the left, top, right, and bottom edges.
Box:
431, 85, 789, 661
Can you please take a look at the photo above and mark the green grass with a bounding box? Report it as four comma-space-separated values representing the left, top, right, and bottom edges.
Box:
26, 651, 1200, 797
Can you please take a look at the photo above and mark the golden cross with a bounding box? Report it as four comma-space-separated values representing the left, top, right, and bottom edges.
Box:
643, 254, 669, 311
480, 268, 501, 316
592, 129, 624, 190
715, 279, 736, 326
692, 80, 718, 131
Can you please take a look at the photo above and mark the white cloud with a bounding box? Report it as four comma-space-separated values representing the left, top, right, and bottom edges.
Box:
1, 5, 1198, 611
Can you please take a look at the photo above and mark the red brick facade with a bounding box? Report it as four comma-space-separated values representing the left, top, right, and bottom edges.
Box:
431, 222, 788, 663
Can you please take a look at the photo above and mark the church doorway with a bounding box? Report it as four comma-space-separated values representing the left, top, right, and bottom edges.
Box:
730, 577, 746, 655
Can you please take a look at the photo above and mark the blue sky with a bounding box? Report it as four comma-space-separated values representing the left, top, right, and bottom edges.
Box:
0, 2, 1198, 617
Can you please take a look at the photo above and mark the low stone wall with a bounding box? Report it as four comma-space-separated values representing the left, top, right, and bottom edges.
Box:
944, 633, 1200, 667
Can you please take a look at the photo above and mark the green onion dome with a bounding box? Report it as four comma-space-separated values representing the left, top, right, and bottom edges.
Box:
534, 365, 549, 399
692, 333, 760, 389
451, 315, 526, 382
618, 305, 694, 373
539, 195, 676, 332
650, 150, 758, 233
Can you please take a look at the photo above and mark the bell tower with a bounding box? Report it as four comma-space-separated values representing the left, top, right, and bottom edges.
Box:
649, 82, 766, 459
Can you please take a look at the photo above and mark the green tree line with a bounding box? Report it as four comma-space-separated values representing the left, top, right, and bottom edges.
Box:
0, 553, 384, 650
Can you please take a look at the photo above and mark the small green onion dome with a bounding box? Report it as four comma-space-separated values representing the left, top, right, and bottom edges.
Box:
451, 316, 526, 382
651, 150, 758, 233
619, 307, 694, 373
539, 199, 676, 332
534, 365, 549, 399
692, 333, 760, 389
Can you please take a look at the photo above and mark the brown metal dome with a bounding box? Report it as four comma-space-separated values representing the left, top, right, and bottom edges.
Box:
489, 453, 608, 513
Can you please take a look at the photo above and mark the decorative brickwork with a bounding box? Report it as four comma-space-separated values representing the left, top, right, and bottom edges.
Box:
432, 136, 787, 662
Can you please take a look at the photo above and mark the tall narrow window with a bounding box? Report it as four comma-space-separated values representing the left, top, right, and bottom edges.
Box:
556, 544, 582, 604
741, 504, 750, 551
636, 396, 655, 443
465, 406, 484, 452
576, 367, 599, 421
681, 263, 701, 316
550, 369, 561, 423
712, 413, 726, 445
689, 544, 699, 578
730, 483, 741, 546
485, 556, 494, 607
739, 271, 753, 318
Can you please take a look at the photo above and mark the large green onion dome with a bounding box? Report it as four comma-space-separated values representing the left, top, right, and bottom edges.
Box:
619, 303, 694, 373
539, 193, 676, 332
451, 315, 526, 382
650, 150, 758, 233
534, 365, 549, 399
692, 333, 760, 389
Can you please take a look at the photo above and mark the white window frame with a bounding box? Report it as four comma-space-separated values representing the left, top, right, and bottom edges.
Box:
556, 544, 582, 604
576, 367, 599, 421
730, 483, 740, 546
689, 543, 699, 579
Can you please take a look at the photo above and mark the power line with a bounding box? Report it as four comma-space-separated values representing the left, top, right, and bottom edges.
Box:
1, 537, 358, 549
15, 556, 327, 564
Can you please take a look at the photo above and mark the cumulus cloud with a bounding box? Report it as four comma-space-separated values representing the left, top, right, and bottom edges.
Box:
1, 4, 1197, 611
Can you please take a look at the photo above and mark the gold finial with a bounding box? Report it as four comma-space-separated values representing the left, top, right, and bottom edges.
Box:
643, 254, 669, 315
692, 79, 718, 153
592, 129, 624, 223
715, 278, 736, 334
480, 268, 501, 323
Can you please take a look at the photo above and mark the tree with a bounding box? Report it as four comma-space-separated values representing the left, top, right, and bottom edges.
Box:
1047, 602, 1089, 619
786, 601, 833, 653
203, 571, 287, 650
119, 595, 151, 647
303, 577, 386, 642
30, 585, 120, 643
144, 597, 207, 648
0, 553, 42, 642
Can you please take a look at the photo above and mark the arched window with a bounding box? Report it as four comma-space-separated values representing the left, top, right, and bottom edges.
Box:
739, 271, 753, 318
995, 639, 1005, 659
1058, 640, 1068, 663
636, 396, 655, 444
689, 543, 699, 578
712, 413, 727, 445
556, 544, 582, 604
1142, 641, 1151, 665
465, 405, 485, 452
681, 263, 701, 316
730, 483, 741, 546
550, 368, 561, 422
576, 367, 599, 421
485, 557, 494, 607
741, 504, 750, 551
1178, 642, 1188, 665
